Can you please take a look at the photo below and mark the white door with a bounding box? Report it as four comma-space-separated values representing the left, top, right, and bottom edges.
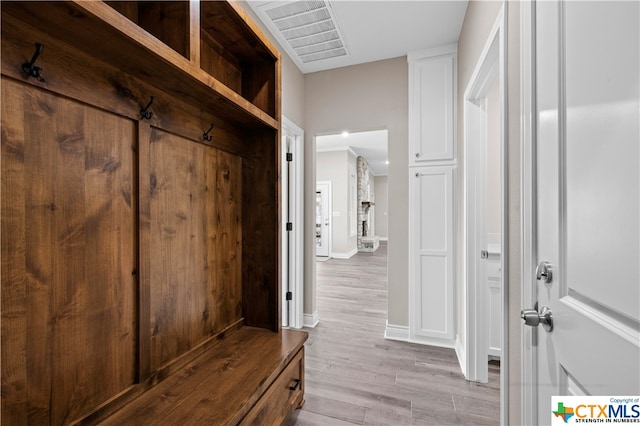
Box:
315, 182, 330, 257
529, 1, 639, 422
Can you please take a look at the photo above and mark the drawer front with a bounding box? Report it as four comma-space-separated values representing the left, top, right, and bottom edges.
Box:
240, 348, 304, 426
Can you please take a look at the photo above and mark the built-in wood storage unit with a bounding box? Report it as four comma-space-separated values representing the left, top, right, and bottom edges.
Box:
1, 1, 306, 425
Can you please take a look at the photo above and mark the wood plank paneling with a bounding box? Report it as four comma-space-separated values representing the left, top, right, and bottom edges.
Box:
1, 76, 28, 426
242, 130, 279, 331
147, 128, 243, 370
213, 151, 243, 329
2, 1, 286, 422
1, 78, 137, 424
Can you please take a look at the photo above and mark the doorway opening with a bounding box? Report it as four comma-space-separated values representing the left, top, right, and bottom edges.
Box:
314, 128, 389, 322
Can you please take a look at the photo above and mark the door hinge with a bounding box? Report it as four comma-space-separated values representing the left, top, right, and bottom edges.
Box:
286, 153, 293, 162
286, 291, 293, 301
286, 222, 293, 231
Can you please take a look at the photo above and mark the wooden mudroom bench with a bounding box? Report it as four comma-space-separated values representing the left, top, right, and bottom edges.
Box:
100, 328, 307, 425
1, 1, 307, 425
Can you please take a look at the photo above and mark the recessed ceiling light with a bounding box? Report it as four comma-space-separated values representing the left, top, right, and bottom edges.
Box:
341, 131, 349, 138
385, 160, 389, 165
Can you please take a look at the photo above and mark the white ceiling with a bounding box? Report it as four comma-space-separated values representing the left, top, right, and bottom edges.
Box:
316, 129, 388, 175
248, 0, 468, 74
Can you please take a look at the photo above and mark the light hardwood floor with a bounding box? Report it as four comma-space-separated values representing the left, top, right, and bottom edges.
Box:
289, 242, 500, 425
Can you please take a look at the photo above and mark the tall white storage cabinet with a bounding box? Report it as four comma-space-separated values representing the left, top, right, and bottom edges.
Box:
408, 45, 457, 347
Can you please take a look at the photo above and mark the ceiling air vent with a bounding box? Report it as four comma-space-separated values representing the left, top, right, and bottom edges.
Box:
256, 1, 348, 65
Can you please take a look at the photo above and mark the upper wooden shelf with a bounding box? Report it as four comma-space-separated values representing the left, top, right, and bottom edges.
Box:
3, 0, 279, 130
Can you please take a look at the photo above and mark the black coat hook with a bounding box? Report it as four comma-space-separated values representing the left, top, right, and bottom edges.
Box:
22, 43, 45, 82
203, 123, 214, 141
140, 96, 154, 120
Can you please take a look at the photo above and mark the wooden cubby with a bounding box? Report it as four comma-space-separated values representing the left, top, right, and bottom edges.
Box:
1, 1, 305, 424
105, 1, 190, 59
200, 1, 277, 117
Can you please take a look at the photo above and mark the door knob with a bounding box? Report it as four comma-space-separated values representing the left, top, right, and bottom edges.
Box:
521, 304, 553, 332
536, 261, 553, 283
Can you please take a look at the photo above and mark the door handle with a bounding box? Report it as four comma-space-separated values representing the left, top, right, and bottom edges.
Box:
521, 304, 553, 332
536, 261, 553, 283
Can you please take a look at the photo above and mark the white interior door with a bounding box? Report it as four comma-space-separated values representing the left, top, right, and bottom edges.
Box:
530, 1, 639, 422
316, 182, 330, 257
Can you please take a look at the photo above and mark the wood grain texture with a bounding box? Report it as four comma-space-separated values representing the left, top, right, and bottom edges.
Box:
147, 128, 243, 371
200, 2, 277, 116
200, 28, 243, 95
0, 13, 251, 158
289, 242, 500, 425
240, 348, 304, 425
242, 129, 280, 331
1, 75, 28, 426
1, 78, 137, 424
2, 1, 278, 128
2, 1, 286, 422
101, 328, 307, 426
137, 2, 189, 59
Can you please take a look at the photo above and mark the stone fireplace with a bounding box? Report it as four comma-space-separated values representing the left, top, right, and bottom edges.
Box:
357, 157, 379, 252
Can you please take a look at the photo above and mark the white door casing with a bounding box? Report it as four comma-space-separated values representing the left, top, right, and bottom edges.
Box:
315, 181, 331, 258
281, 117, 304, 329
522, 1, 640, 424
462, 4, 507, 392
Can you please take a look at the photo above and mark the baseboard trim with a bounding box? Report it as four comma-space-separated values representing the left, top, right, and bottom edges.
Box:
384, 322, 409, 341
407, 334, 456, 349
331, 248, 358, 259
455, 335, 467, 378
378, 237, 388, 241
303, 311, 319, 328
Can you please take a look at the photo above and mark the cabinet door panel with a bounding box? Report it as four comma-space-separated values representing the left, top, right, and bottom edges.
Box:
1, 78, 137, 424
409, 55, 455, 163
409, 167, 455, 343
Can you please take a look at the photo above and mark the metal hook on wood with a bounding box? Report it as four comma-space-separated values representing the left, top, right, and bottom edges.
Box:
203, 123, 214, 141
22, 43, 45, 82
140, 96, 154, 120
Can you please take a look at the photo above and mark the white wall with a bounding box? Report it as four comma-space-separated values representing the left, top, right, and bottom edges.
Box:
374, 176, 388, 239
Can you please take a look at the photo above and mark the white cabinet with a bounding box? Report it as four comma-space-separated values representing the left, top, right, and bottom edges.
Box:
408, 45, 457, 347
408, 47, 456, 166
485, 255, 501, 358
409, 167, 455, 344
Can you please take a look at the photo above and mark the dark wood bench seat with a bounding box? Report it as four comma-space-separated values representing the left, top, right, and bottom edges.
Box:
100, 327, 308, 425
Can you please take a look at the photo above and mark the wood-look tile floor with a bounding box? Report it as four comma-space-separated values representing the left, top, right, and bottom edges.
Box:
289, 242, 500, 425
